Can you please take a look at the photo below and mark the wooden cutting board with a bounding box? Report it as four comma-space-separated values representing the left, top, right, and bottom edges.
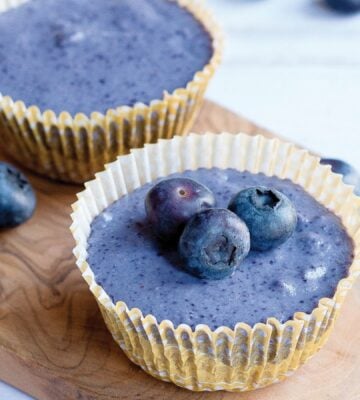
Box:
0, 100, 359, 400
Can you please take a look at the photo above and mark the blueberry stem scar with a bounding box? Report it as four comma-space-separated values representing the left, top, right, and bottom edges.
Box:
253, 188, 281, 209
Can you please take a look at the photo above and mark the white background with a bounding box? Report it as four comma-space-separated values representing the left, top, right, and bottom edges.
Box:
1, 0, 360, 398
206, 0, 360, 169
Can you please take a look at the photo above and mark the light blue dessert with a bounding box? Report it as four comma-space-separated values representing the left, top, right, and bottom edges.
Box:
0, 0, 212, 114
87, 168, 354, 329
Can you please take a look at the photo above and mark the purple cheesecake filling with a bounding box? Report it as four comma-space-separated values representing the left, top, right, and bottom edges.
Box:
0, 0, 212, 114
87, 168, 354, 329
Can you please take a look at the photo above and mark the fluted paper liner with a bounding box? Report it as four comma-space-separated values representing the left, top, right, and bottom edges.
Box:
0, 0, 222, 183
70, 133, 360, 392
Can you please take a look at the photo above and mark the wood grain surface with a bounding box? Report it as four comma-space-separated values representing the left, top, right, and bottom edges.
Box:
0, 100, 359, 400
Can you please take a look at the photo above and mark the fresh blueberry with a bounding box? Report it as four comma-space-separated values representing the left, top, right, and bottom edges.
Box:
145, 177, 215, 241
0, 162, 36, 228
320, 158, 360, 195
228, 187, 297, 251
324, 0, 360, 13
178, 209, 250, 280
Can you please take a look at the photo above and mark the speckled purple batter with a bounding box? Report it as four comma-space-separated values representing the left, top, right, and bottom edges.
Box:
0, 0, 212, 114
87, 168, 354, 329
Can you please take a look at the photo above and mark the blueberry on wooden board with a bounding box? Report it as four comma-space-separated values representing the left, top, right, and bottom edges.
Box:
321, 158, 360, 195
325, 0, 360, 13
0, 162, 36, 228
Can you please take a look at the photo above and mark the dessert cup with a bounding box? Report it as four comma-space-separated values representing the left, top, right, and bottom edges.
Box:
70, 132, 360, 391
0, 0, 222, 183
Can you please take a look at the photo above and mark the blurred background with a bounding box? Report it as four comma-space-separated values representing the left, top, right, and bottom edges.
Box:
206, 0, 360, 169
1, 0, 360, 398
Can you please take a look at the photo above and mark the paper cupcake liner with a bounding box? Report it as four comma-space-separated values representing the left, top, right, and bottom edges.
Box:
70, 132, 360, 392
0, 0, 222, 183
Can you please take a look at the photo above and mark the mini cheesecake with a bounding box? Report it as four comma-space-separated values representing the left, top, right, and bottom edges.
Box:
0, 0, 221, 182
71, 133, 360, 391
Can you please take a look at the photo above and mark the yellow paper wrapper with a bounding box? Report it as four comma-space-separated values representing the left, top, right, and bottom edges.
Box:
0, 0, 222, 183
70, 132, 360, 392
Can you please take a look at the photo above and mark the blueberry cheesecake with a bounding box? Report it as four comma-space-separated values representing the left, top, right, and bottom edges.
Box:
0, 0, 222, 182
71, 133, 360, 391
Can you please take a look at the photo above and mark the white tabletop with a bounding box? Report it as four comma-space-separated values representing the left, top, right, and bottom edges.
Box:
206, 0, 360, 169
1, 0, 360, 398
